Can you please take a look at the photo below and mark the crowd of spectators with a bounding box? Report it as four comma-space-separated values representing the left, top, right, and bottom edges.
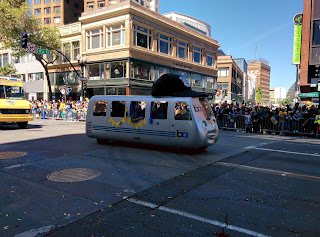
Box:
211, 101, 320, 136
29, 99, 88, 121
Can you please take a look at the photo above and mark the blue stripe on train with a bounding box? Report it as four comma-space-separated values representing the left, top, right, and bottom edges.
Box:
92, 125, 176, 137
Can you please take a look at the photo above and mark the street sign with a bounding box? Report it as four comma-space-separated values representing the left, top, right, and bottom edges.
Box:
27, 43, 36, 53
37, 48, 51, 55
80, 77, 87, 81
298, 92, 319, 97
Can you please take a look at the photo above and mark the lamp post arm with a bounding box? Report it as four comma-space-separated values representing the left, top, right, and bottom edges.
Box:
29, 40, 81, 78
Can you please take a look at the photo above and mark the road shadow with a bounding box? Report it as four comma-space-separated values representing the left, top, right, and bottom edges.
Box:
0, 124, 43, 130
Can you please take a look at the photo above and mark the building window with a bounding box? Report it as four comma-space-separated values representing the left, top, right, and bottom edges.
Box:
45, 0, 50, 3
193, 46, 202, 63
54, 0, 60, 2
98, 1, 105, 8
157, 34, 172, 55
111, 62, 126, 78
218, 67, 229, 77
87, 29, 103, 50
35, 8, 41, 15
54, 17, 61, 24
255, 69, 259, 73
87, 2, 94, 9
72, 41, 80, 61
177, 41, 188, 60
44, 7, 51, 14
54, 6, 60, 13
3, 54, 8, 67
207, 51, 214, 67
313, 20, 320, 46
134, 25, 152, 49
74, 3, 79, 9
192, 74, 202, 87
44, 18, 51, 25
35, 0, 41, 5
63, 43, 71, 62
107, 25, 125, 47
131, 62, 150, 80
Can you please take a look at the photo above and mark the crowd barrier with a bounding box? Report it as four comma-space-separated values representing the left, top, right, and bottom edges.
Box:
216, 114, 319, 138
32, 108, 87, 122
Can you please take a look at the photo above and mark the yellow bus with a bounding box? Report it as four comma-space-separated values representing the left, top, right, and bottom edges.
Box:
0, 77, 33, 128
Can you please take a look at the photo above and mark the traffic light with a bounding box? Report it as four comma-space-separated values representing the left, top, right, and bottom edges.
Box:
20, 32, 28, 49
83, 81, 87, 90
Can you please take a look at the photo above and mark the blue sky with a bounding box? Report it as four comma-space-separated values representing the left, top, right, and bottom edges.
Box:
160, 0, 303, 91
28, 0, 302, 90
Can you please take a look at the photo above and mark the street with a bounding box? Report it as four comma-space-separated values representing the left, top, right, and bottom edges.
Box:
0, 120, 319, 237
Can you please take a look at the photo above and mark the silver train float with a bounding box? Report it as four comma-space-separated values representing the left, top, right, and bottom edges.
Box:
86, 74, 219, 149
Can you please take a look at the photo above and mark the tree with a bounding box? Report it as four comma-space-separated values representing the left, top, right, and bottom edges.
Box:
280, 96, 291, 106
0, 63, 20, 77
255, 86, 263, 104
0, 0, 61, 100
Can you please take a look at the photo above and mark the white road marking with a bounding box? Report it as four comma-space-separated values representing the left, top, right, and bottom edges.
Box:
127, 198, 270, 237
253, 147, 320, 157
4, 163, 28, 169
14, 225, 55, 237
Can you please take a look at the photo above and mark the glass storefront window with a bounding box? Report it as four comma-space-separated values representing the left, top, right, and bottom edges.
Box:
63, 43, 71, 62
192, 74, 202, 87
131, 62, 150, 80
111, 62, 126, 78
155, 66, 170, 80
88, 63, 104, 80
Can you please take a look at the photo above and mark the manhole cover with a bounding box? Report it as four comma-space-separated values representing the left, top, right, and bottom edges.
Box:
47, 168, 103, 182
0, 151, 27, 160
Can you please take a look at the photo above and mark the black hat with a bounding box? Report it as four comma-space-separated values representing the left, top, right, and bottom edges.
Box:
151, 74, 206, 97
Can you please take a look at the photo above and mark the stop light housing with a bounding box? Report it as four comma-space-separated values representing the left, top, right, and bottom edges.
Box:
83, 81, 87, 90
20, 32, 28, 49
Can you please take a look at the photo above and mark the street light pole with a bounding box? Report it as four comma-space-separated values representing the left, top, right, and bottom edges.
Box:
77, 55, 87, 102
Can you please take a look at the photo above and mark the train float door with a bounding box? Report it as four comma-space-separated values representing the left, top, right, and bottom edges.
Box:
170, 100, 197, 147
148, 100, 171, 146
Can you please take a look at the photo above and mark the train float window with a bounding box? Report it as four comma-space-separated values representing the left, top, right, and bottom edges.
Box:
93, 101, 108, 116
151, 101, 168, 119
111, 101, 126, 117
199, 98, 213, 120
175, 102, 192, 120
130, 101, 146, 122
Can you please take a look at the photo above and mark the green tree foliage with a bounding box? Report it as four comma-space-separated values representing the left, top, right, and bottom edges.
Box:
280, 96, 291, 106
255, 86, 263, 104
0, 63, 20, 77
0, 0, 61, 100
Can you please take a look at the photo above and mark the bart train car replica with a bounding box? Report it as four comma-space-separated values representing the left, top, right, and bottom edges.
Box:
86, 74, 219, 149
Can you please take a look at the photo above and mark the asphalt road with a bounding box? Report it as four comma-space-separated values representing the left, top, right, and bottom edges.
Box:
0, 120, 319, 237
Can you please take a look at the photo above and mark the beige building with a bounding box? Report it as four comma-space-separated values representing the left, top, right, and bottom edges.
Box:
248, 58, 271, 106
48, 0, 219, 100
215, 55, 243, 104
32, 0, 84, 26
84, 0, 159, 13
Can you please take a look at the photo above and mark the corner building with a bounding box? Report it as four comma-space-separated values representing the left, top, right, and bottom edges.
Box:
49, 0, 219, 99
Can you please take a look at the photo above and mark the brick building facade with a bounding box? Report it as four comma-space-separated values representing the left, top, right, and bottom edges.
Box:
32, 0, 84, 26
